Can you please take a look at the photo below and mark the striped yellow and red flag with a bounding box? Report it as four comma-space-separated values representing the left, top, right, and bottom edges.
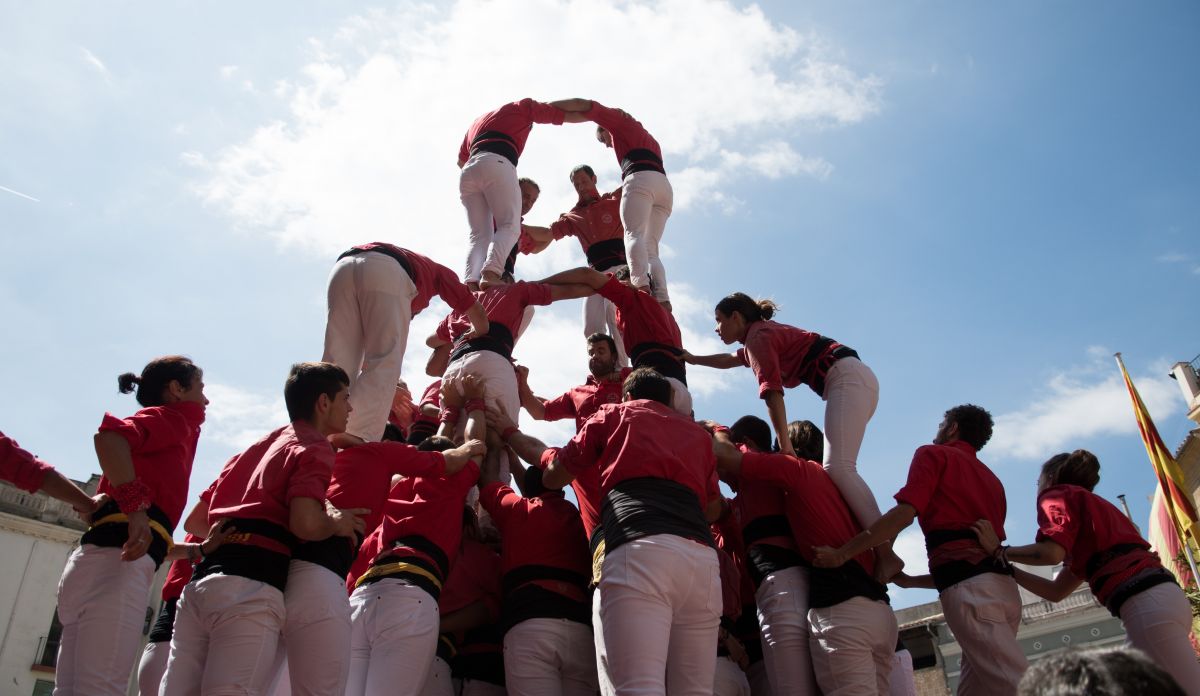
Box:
1115, 354, 1200, 568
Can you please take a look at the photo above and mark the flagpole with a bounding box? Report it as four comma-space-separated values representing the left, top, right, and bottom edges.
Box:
1115, 352, 1200, 587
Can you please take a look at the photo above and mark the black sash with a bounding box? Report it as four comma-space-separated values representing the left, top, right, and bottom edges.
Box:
629, 341, 687, 384
585, 238, 627, 271
930, 557, 1013, 593
450, 323, 516, 363
601, 477, 713, 553
470, 130, 519, 166
81, 499, 174, 569
501, 564, 591, 631
620, 148, 666, 178
147, 597, 178, 643
293, 533, 361, 578
338, 245, 415, 281
1106, 567, 1177, 617
924, 528, 977, 553
194, 517, 297, 592
809, 561, 889, 609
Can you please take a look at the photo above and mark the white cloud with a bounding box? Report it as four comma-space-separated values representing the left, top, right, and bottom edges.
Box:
1157, 251, 1188, 263
190, 0, 881, 270
893, 527, 929, 575
202, 382, 288, 449
80, 47, 111, 81
988, 352, 1181, 461
219, 64, 239, 79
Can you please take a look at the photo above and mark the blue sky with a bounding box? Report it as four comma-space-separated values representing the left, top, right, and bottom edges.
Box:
2, 1, 1197, 608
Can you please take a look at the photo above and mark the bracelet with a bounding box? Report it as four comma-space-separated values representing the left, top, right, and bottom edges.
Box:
187, 544, 204, 563
501, 426, 519, 442
464, 398, 487, 414
112, 480, 152, 515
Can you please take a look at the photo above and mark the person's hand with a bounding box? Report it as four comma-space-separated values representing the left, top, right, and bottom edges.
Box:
77, 493, 108, 524
812, 545, 848, 569
328, 506, 370, 540
722, 632, 750, 671
679, 350, 694, 364
461, 375, 485, 401
200, 519, 237, 556
122, 509, 153, 562
777, 439, 796, 457
970, 518, 1000, 554
514, 364, 530, 387
890, 572, 920, 589
440, 378, 465, 410
485, 407, 517, 436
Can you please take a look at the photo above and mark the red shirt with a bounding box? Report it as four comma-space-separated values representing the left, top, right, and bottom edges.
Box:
740, 451, 874, 575
160, 533, 200, 601
458, 99, 566, 163
596, 275, 683, 353
731, 474, 797, 552
478, 483, 590, 580
533, 451, 603, 541
0, 432, 55, 494
370, 461, 480, 571
550, 193, 624, 251
440, 537, 502, 620
585, 101, 663, 167
350, 243, 476, 316
418, 380, 442, 410
436, 281, 553, 345
894, 440, 1007, 570
737, 320, 847, 398
326, 443, 446, 539
206, 420, 334, 529
1035, 484, 1162, 606
542, 369, 631, 432
96, 401, 206, 529
546, 399, 718, 511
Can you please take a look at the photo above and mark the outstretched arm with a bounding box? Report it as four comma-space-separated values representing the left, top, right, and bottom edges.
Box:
538, 266, 607, 290
813, 503, 917, 568
683, 352, 742, 369
549, 283, 596, 302
970, 519, 1066, 566
1012, 566, 1083, 602
763, 391, 795, 457
515, 366, 548, 421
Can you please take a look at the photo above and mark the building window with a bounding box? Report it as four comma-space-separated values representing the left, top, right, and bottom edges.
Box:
36, 611, 62, 668
900, 629, 938, 670
32, 679, 54, 696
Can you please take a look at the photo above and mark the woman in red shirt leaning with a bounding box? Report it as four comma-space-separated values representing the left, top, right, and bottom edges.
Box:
684, 292, 902, 579
54, 355, 208, 696
973, 450, 1200, 696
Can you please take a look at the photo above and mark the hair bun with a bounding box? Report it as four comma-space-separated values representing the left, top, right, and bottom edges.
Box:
117, 372, 141, 394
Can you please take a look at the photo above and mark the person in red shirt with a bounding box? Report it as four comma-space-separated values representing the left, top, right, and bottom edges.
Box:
345, 379, 487, 696
477, 437, 597, 696
813, 404, 1026, 696
973, 450, 1200, 695
538, 266, 692, 416
498, 367, 723, 696
0, 432, 96, 514
428, 276, 592, 434
458, 99, 578, 287
54, 356, 207, 696
162, 362, 365, 696
685, 292, 902, 579
554, 99, 674, 307
713, 420, 898, 696
522, 164, 630, 363
323, 242, 488, 447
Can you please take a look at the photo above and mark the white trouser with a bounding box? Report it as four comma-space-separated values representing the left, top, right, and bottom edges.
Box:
460, 151, 521, 282
713, 655, 751, 696
666, 376, 693, 417
421, 656, 457, 696
505, 617, 598, 696
821, 357, 882, 529
583, 285, 628, 366
939, 572, 1026, 696
808, 596, 897, 696
755, 565, 818, 696
323, 250, 419, 442
1119, 581, 1200, 696
161, 574, 286, 696
282, 560, 352, 696
346, 579, 440, 696
138, 641, 171, 696
54, 544, 156, 696
620, 170, 673, 303
888, 649, 917, 696
745, 659, 772, 696
593, 586, 616, 696
599, 534, 721, 696
443, 350, 521, 425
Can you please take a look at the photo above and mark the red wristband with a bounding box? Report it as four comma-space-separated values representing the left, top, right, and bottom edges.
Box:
439, 407, 461, 424
113, 480, 152, 515
464, 398, 487, 414
501, 426, 519, 442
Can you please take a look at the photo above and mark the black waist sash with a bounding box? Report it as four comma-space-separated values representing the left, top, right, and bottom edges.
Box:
338, 245, 415, 282
746, 543, 809, 589
147, 597, 178, 643
629, 341, 687, 384
808, 561, 889, 609
1106, 567, 1178, 617
1085, 542, 1149, 579
450, 323, 516, 363
601, 477, 714, 554
924, 527, 1012, 592
470, 130, 519, 166
194, 517, 297, 592
82, 499, 173, 569
585, 238, 627, 271
805, 340, 858, 398
620, 148, 666, 178
357, 534, 450, 601
924, 528, 977, 553
293, 532, 361, 578
501, 564, 591, 631
452, 624, 506, 686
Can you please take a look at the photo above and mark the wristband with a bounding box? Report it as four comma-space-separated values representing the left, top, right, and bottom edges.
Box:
464, 398, 487, 414
438, 406, 461, 425
113, 480, 152, 515
501, 426, 519, 442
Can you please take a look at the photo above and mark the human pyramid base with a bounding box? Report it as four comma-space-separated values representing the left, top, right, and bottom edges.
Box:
5, 98, 1196, 696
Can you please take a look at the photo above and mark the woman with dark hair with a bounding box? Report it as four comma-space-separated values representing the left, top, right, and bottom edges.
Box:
973, 450, 1200, 695
54, 355, 208, 696
684, 293, 899, 576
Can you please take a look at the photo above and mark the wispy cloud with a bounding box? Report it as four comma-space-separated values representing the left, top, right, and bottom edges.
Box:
988, 350, 1181, 461
80, 47, 111, 83
1158, 251, 1188, 264
202, 382, 288, 449
0, 185, 40, 202
190, 0, 881, 267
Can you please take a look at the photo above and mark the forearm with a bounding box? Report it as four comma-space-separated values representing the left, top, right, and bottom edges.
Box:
94, 432, 137, 485
687, 353, 742, 369
550, 283, 597, 302
1004, 541, 1065, 566
506, 431, 549, 467
538, 266, 605, 289
542, 456, 575, 489
763, 391, 791, 453
1013, 567, 1081, 602
548, 98, 592, 113
838, 504, 916, 559
40, 471, 94, 511
518, 386, 547, 421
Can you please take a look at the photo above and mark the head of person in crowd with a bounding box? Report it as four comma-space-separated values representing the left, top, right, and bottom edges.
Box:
713, 293, 778, 345
118, 355, 208, 408
1038, 450, 1101, 493
520, 464, 564, 500
595, 126, 613, 148
934, 403, 993, 452
622, 367, 672, 408
417, 435, 455, 453
570, 164, 600, 202
284, 361, 351, 436
586, 333, 620, 379
729, 415, 772, 453
1016, 646, 1185, 696
518, 177, 540, 216
787, 419, 825, 462
382, 423, 406, 443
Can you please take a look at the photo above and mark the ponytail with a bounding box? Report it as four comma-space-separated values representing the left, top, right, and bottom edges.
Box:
119, 355, 201, 408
